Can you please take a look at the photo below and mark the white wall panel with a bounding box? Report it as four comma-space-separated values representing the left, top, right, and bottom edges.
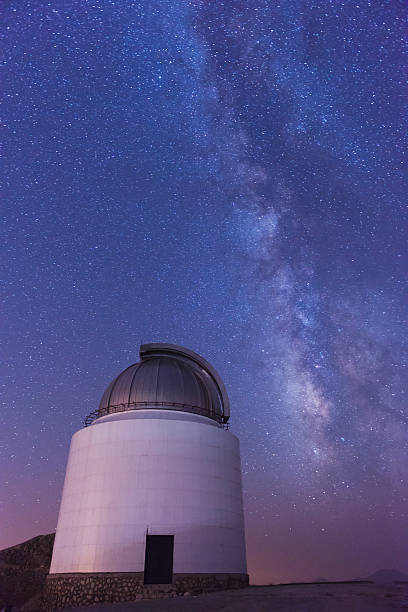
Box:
50, 410, 247, 575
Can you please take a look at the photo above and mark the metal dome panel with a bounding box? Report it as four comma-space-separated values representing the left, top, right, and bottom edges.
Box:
85, 344, 229, 426
99, 364, 140, 409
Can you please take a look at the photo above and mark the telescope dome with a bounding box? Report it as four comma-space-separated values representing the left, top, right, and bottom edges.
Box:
85, 343, 230, 426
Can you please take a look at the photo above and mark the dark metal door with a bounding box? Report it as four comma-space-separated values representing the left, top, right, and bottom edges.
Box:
144, 534, 174, 584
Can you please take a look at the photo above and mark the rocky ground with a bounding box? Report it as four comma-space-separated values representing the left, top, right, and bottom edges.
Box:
0, 534, 54, 610
62, 582, 408, 612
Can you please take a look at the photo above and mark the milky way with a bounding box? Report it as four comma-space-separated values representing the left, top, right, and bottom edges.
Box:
2, 1, 407, 583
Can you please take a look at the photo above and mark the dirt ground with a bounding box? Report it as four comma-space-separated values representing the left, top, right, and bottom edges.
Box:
63, 582, 408, 612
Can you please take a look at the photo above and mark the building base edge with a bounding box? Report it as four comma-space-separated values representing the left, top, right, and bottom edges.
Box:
42, 571, 249, 610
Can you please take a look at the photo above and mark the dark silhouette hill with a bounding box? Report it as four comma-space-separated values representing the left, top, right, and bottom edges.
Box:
365, 569, 408, 583
0, 533, 54, 609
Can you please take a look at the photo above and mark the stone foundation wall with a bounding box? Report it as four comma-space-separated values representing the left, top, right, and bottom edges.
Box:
43, 572, 249, 610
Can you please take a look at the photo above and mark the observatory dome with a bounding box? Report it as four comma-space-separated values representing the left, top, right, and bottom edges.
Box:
86, 343, 230, 426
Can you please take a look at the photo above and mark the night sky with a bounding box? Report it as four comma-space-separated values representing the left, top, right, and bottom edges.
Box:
2, 0, 408, 584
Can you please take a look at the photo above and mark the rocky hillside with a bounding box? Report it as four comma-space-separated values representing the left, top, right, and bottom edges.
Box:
366, 569, 408, 583
0, 533, 55, 609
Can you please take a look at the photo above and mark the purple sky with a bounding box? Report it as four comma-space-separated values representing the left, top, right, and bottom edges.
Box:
2, 0, 407, 583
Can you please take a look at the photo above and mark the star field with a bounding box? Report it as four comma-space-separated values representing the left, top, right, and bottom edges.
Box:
1, 0, 408, 583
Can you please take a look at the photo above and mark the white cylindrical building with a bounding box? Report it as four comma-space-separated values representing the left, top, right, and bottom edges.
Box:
45, 344, 248, 609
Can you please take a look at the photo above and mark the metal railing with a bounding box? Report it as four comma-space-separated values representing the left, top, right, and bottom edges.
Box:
84, 401, 226, 427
